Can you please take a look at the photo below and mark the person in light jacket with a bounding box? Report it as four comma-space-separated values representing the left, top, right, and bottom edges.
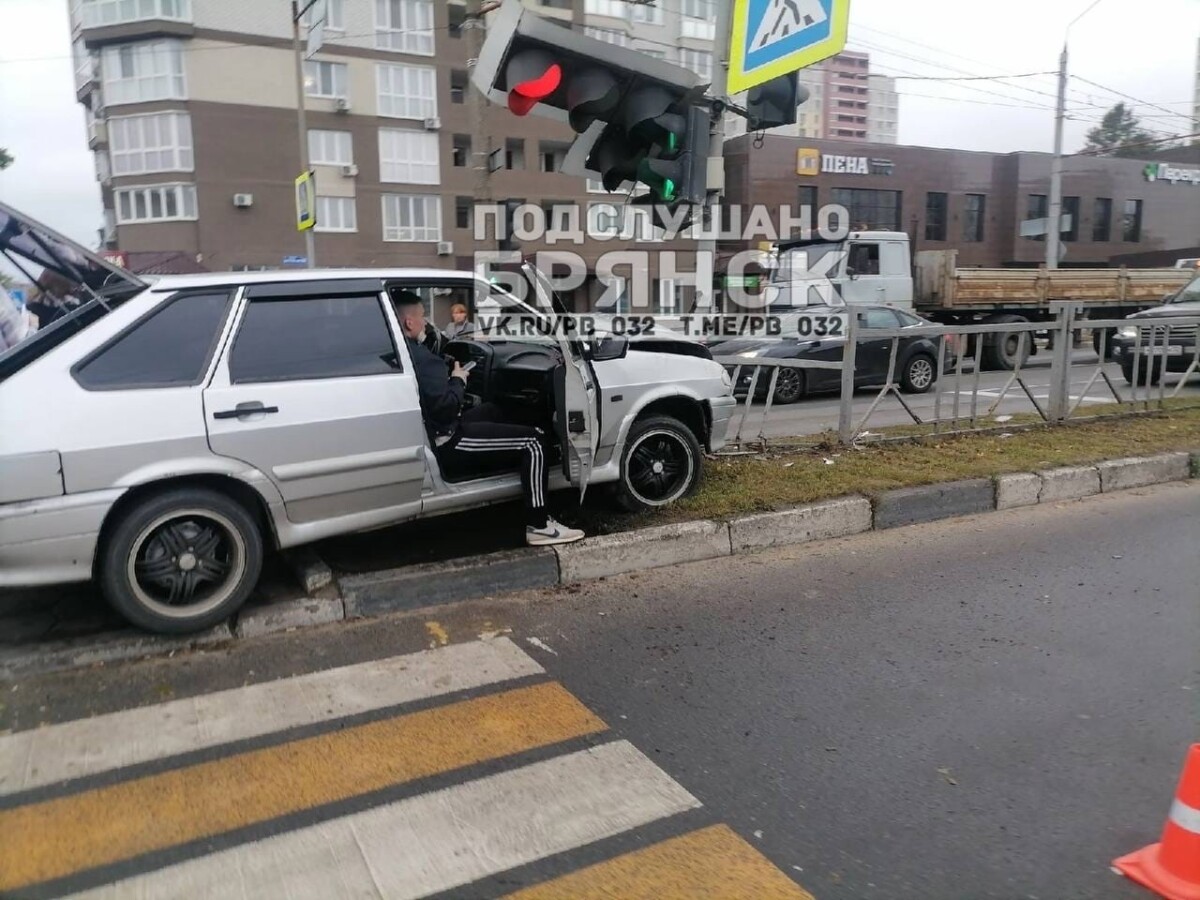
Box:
442, 303, 475, 341
0, 285, 30, 352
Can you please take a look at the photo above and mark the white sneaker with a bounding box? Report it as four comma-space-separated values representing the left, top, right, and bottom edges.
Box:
526, 518, 585, 547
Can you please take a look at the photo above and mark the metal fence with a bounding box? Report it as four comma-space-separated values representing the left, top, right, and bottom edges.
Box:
712, 305, 1200, 450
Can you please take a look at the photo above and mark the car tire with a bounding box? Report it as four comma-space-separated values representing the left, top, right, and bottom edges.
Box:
613, 416, 703, 513
99, 487, 263, 635
900, 353, 937, 394
1121, 359, 1162, 387
982, 314, 1032, 370
1092, 327, 1116, 360
771, 366, 805, 404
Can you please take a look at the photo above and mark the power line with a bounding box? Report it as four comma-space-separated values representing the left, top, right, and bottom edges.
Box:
1071, 130, 1200, 156
887, 71, 1058, 82
1068, 74, 1196, 122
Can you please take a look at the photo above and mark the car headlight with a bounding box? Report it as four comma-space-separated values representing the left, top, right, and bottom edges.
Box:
1118, 325, 1139, 338
720, 369, 732, 388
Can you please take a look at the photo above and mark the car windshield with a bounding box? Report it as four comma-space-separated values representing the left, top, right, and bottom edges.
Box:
1170, 275, 1200, 304
770, 243, 847, 283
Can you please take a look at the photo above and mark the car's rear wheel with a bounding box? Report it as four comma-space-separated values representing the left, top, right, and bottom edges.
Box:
99, 487, 263, 634
771, 367, 805, 404
900, 353, 937, 394
613, 416, 703, 512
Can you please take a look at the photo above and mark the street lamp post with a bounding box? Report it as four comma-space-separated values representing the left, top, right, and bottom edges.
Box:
1047, 0, 1106, 270
292, 0, 317, 269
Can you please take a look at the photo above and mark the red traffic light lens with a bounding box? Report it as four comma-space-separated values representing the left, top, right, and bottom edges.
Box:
509, 63, 562, 116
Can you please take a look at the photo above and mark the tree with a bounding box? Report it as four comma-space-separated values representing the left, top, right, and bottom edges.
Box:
1082, 103, 1157, 158
0, 148, 12, 170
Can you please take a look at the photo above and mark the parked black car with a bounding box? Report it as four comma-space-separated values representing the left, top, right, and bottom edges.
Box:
717, 305, 956, 403
1111, 275, 1200, 386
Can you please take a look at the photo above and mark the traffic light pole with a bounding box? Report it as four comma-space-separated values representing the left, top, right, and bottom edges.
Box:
699, 0, 731, 312
291, 0, 316, 268
466, 0, 495, 251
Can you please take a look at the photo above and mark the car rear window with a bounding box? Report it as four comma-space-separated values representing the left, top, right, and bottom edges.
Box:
73, 291, 233, 390
229, 295, 400, 384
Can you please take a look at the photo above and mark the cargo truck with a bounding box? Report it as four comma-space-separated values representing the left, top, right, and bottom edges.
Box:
763, 232, 1194, 369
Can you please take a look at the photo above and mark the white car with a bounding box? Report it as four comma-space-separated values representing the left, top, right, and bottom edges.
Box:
0, 203, 736, 634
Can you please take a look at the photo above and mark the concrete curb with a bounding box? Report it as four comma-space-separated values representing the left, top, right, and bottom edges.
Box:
728, 496, 872, 552
281, 547, 334, 595
873, 479, 995, 529
234, 597, 345, 639
340, 548, 560, 619
555, 519, 732, 583
3, 450, 1196, 679
1037, 465, 1101, 503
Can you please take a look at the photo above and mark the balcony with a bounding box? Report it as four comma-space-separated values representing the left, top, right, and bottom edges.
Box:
88, 118, 108, 149
78, 0, 194, 47
681, 18, 716, 41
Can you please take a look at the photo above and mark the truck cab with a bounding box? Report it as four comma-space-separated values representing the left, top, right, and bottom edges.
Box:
766, 231, 915, 312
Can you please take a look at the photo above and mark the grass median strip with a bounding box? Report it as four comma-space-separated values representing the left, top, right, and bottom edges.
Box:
586, 407, 1200, 529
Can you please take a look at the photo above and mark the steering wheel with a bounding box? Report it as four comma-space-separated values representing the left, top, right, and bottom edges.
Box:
422, 321, 443, 356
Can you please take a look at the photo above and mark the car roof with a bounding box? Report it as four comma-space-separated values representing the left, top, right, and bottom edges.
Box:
145, 268, 480, 291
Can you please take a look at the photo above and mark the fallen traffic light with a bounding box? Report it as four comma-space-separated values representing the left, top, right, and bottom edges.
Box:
745, 72, 807, 131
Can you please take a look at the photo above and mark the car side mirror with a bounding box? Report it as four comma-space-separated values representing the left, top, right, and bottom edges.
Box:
846, 266, 858, 280
590, 335, 628, 361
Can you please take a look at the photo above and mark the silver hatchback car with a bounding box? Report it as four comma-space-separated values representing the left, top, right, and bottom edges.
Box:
0, 204, 736, 634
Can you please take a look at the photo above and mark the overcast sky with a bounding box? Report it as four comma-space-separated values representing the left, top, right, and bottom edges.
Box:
0, 0, 1196, 248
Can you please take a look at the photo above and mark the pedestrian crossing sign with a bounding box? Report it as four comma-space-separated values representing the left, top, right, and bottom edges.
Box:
727, 0, 850, 94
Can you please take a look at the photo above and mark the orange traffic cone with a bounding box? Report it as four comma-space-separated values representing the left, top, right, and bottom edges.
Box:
1113, 744, 1200, 900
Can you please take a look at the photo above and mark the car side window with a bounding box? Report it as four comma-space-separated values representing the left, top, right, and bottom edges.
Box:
864, 308, 901, 329
73, 291, 232, 390
896, 311, 923, 327
229, 295, 401, 384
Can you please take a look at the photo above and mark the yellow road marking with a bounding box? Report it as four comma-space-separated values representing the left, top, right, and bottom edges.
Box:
425, 620, 450, 647
0, 682, 604, 892
504, 824, 816, 900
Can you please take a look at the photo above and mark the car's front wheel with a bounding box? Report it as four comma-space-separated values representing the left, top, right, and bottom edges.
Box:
771, 366, 805, 404
1122, 359, 1162, 387
613, 416, 703, 512
99, 487, 263, 634
900, 353, 937, 394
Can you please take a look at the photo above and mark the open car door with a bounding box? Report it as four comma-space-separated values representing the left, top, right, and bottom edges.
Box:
522, 263, 598, 500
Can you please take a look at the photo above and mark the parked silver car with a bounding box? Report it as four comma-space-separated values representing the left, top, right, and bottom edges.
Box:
0, 204, 736, 634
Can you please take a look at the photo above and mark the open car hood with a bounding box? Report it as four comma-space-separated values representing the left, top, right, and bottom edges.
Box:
0, 200, 146, 303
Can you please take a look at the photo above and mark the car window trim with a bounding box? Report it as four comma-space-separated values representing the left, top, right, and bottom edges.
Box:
69, 289, 237, 392
227, 291, 404, 386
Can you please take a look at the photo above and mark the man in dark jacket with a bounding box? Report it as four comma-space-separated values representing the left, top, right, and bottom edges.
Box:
392, 291, 584, 547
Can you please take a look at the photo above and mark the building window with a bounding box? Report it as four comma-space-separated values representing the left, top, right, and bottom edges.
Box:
585, 0, 628, 17
308, 129, 353, 166
539, 141, 568, 173
455, 196, 472, 230
962, 194, 985, 243
584, 26, 629, 46
640, 48, 667, 60
100, 40, 186, 105
1062, 195, 1079, 242
379, 129, 440, 184
109, 112, 193, 175
304, 59, 348, 99
377, 63, 437, 119
1025, 194, 1047, 241
382, 194, 441, 241
1092, 197, 1112, 242
1122, 199, 1143, 242
452, 134, 471, 168
681, 0, 715, 36
657, 278, 679, 314
73, 36, 96, 90
114, 183, 197, 224
376, 0, 434, 55
631, 1, 662, 24
830, 188, 901, 231
315, 197, 357, 232
303, 0, 343, 30
679, 49, 713, 82
447, 3, 464, 37
450, 69, 468, 104
924, 191, 947, 241
80, 0, 191, 28
505, 138, 525, 170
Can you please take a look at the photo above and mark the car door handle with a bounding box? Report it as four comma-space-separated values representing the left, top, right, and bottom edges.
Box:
212, 402, 279, 420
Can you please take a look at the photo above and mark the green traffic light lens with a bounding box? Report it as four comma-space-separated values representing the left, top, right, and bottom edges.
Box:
667, 133, 678, 153
662, 179, 676, 201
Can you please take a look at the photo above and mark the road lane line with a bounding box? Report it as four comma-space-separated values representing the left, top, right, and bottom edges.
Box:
63, 741, 702, 900
502, 824, 815, 900
0, 637, 543, 797
0, 681, 604, 893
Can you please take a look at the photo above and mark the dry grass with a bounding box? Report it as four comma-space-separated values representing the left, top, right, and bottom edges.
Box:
578, 406, 1200, 533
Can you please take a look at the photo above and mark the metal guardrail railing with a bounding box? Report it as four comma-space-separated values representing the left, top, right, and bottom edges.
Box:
711, 306, 1200, 450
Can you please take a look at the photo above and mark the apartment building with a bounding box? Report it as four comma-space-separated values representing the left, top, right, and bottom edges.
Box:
69, 0, 721, 311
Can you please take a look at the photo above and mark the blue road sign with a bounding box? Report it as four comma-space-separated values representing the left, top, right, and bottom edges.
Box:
9, 288, 26, 309
728, 0, 850, 94
282, 255, 308, 266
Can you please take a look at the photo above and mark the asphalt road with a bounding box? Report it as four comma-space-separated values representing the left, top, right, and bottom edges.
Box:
729, 353, 1200, 440
5, 483, 1196, 899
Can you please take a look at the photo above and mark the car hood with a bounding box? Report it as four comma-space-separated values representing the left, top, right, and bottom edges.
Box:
1128, 300, 1200, 319
0, 201, 146, 302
